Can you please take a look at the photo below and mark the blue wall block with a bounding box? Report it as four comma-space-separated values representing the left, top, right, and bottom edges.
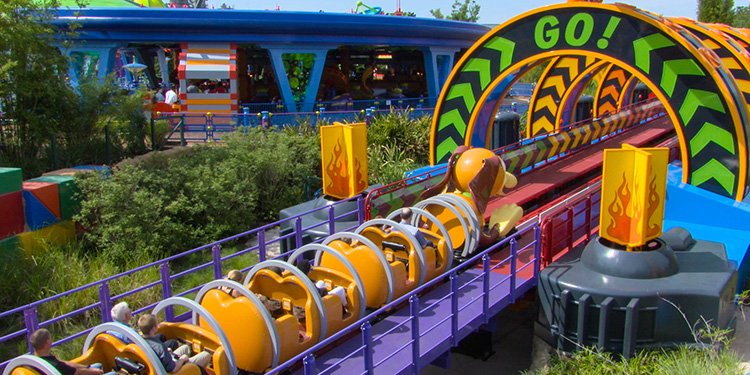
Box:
23, 191, 59, 230
664, 164, 750, 289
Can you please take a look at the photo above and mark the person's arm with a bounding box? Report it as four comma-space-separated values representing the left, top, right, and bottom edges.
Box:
72, 367, 103, 375
171, 354, 189, 373
61, 362, 102, 375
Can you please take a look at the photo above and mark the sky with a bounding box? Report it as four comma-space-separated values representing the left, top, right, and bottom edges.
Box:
204, 0, 699, 24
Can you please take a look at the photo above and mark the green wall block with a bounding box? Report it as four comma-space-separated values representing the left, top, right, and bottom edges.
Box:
0, 168, 23, 195
28, 175, 80, 220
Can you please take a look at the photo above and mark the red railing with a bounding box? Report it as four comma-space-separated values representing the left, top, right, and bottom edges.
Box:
537, 135, 680, 267
539, 181, 602, 267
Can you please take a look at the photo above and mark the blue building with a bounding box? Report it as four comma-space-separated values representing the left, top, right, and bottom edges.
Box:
54, 8, 488, 112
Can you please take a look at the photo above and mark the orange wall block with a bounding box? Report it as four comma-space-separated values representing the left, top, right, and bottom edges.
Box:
22, 181, 61, 218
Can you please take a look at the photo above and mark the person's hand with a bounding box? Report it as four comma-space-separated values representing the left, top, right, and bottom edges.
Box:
179, 354, 189, 362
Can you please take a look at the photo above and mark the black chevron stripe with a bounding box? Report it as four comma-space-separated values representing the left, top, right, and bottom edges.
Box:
529, 57, 593, 136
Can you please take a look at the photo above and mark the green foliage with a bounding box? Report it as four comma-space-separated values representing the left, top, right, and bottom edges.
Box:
734, 6, 750, 27
52, 79, 150, 169
366, 110, 431, 184
430, 0, 481, 22
583, 78, 599, 97
0, 0, 153, 176
282, 53, 316, 103
170, 0, 207, 8
0, 241, 160, 362
519, 111, 528, 136
518, 61, 549, 83
0, 0, 75, 175
75, 127, 320, 265
529, 303, 740, 375
146, 119, 171, 150
368, 144, 419, 185
698, 0, 735, 24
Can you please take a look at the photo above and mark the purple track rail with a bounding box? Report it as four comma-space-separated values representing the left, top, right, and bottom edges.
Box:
1, 101, 665, 372
267, 222, 541, 375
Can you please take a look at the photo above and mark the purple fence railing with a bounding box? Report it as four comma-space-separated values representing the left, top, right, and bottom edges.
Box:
239, 85, 535, 114
154, 99, 536, 145
266, 221, 540, 374
363, 99, 665, 222
0, 196, 364, 369
2, 98, 663, 371
239, 97, 437, 114
155, 107, 438, 144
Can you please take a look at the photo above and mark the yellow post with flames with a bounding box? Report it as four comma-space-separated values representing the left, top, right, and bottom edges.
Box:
320, 122, 369, 199
599, 144, 669, 250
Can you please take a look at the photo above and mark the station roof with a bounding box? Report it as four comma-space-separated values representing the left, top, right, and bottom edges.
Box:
52, 8, 489, 48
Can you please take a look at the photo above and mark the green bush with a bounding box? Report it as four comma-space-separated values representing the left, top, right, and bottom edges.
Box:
75, 127, 320, 265
0, 70, 152, 176
145, 119, 172, 150
368, 144, 419, 185
368, 110, 431, 165
366, 110, 431, 185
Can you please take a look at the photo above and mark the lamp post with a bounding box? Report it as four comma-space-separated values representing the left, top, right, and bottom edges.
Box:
122, 59, 147, 90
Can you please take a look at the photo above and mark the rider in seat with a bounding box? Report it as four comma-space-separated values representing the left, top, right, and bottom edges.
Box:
138, 314, 211, 373
399, 208, 434, 249
30, 329, 106, 375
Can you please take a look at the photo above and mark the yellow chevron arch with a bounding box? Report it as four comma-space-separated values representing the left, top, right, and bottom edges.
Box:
432, 1, 748, 200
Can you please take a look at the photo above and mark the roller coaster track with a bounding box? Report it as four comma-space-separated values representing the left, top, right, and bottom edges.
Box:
2, 101, 677, 375
12, 0, 750, 371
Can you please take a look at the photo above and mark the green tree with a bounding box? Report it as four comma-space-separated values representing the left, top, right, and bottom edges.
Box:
734, 5, 750, 28
698, 0, 735, 24
169, 0, 207, 8
0, 0, 156, 176
430, 0, 480, 22
0, 0, 76, 173
282, 53, 316, 103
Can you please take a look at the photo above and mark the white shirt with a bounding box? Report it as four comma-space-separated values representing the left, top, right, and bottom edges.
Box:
164, 89, 178, 105
402, 223, 428, 248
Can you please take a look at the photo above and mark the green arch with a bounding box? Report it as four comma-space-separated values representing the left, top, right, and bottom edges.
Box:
430, 2, 749, 200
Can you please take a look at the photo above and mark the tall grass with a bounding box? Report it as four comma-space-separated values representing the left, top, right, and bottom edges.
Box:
0, 240, 263, 363
528, 303, 743, 375
0, 242, 160, 362
367, 110, 431, 185
528, 346, 742, 375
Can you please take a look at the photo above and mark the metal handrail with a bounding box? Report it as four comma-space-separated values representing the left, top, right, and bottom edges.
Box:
363, 100, 666, 220
0, 195, 364, 368
266, 222, 540, 374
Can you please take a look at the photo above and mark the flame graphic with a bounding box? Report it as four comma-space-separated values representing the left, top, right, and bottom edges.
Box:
606, 173, 633, 242
606, 171, 661, 245
355, 157, 367, 192
325, 140, 351, 197
646, 175, 662, 238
